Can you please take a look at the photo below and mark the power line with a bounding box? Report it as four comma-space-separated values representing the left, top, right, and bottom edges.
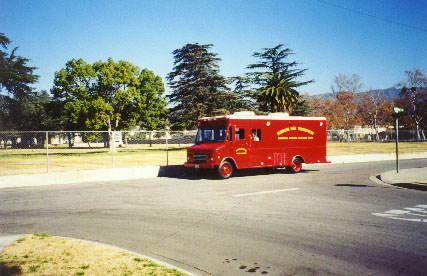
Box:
314, 0, 427, 33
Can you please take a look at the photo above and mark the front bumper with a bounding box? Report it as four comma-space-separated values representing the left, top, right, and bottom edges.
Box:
184, 162, 215, 169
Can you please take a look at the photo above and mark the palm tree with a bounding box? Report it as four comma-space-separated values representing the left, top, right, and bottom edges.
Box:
247, 45, 313, 114
258, 72, 300, 113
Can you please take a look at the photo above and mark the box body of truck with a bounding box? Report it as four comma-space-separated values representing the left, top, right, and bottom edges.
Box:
184, 112, 327, 178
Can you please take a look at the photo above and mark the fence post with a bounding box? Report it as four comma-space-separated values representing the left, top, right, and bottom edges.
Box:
373, 132, 376, 153
4, 136, 6, 163
347, 130, 350, 154
166, 131, 169, 166
46, 131, 49, 173
111, 131, 114, 168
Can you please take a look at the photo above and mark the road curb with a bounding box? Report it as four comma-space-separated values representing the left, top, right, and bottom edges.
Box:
369, 175, 396, 188
0, 234, 24, 253
0, 166, 160, 189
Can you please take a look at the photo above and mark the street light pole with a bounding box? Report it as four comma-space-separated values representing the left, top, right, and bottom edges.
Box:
393, 107, 405, 174
395, 117, 399, 173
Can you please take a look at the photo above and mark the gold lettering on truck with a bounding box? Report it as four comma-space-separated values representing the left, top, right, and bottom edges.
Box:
236, 148, 248, 155
277, 126, 315, 140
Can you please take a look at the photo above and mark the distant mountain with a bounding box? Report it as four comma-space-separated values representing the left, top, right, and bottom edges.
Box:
380, 87, 401, 100
310, 87, 401, 100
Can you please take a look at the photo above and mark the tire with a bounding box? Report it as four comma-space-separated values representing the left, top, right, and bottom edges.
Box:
218, 161, 233, 179
288, 157, 302, 173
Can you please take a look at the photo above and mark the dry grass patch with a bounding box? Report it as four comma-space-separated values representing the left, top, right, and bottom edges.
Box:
0, 234, 188, 276
327, 141, 427, 155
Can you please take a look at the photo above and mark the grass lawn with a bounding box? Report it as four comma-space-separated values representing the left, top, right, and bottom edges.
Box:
327, 141, 427, 155
1, 142, 426, 176
0, 234, 188, 276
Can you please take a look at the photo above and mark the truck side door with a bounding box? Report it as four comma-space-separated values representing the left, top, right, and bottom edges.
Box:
232, 125, 250, 169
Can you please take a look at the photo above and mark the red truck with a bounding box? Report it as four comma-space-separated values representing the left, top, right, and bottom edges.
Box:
184, 111, 328, 178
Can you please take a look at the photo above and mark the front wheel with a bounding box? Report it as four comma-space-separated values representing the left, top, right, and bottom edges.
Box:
288, 157, 302, 173
218, 161, 233, 179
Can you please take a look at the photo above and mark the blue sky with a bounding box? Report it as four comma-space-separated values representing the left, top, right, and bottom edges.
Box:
1, 0, 426, 95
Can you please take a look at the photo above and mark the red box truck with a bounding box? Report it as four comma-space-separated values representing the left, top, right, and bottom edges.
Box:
184, 111, 328, 178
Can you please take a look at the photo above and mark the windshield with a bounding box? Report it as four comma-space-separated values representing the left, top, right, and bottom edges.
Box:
196, 126, 227, 143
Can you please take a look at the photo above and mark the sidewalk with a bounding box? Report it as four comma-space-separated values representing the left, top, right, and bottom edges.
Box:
380, 167, 427, 190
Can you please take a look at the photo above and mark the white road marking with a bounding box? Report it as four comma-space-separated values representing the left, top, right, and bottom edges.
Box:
406, 207, 427, 213
389, 217, 424, 222
372, 205, 427, 223
232, 188, 300, 197
385, 210, 410, 215
372, 213, 396, 218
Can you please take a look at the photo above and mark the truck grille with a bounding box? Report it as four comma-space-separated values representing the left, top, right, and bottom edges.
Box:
194, 153, 207, 163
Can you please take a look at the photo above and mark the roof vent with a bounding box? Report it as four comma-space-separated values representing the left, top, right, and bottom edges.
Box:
232, 111, 256, 116
268, 112, 290, 117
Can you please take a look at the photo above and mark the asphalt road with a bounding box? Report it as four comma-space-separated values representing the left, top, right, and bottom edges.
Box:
1, 159, 427, 276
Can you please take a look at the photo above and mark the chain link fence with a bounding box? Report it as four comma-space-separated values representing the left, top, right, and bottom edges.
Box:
327, 129, 426, 155
0, 130, 196, 176
0, 129, 425, 176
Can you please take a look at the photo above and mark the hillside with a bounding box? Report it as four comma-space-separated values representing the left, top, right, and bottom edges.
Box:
310, 87, 400, 100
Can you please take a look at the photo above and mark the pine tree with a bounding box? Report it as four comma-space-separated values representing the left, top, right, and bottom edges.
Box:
0, 33, 38, 97
167, 43, 228, 130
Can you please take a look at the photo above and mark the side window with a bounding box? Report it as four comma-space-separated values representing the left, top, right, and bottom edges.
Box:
251, 129, 261, 141
235, 128, 245, 140
227, 126, 232, 141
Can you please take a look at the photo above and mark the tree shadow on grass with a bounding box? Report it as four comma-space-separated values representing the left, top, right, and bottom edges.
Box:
0, 261, 22, 276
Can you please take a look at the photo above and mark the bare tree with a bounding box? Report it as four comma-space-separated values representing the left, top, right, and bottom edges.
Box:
357, 90, 393, 140
331, 74, 363, 94
398, 68, 427, 140
330, 73, 363, 133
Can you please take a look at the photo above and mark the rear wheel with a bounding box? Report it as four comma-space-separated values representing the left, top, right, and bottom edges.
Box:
289, 157, 302, 173
218, 161, 233, 179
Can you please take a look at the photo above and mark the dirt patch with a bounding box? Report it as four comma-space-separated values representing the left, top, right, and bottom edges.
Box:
0, 234, 188, 276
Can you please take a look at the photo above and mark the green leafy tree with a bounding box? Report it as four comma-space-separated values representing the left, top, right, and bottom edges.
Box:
246, 44, 313, 113
167, 43, 229, 130
52, 58, 167, 148
136, 69, 167, 130
51, 58, 96, 131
